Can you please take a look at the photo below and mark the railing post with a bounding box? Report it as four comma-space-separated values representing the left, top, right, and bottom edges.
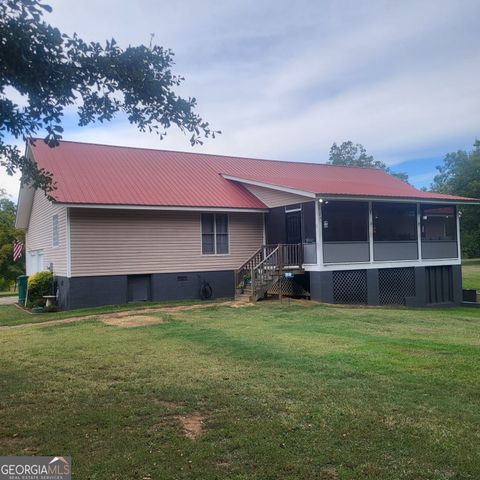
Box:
278, 244, 283, 301
250, 267, 255, 302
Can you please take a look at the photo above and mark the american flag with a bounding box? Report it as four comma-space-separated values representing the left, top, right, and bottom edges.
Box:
13, 240, 23, 261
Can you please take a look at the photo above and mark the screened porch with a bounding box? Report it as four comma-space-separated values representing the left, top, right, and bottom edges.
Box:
264, 199, 459, 266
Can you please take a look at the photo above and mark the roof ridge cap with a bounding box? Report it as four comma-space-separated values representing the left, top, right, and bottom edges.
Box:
29, 138, 390, 171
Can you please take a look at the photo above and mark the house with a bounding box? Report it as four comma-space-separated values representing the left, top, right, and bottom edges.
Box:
15, 139, 479, 309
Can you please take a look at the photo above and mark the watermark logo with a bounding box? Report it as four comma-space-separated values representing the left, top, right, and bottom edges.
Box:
0, 456, 71, 480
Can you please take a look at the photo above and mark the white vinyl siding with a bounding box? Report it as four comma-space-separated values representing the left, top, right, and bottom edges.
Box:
52, 214, 59, 247
25, 189, 68, 276
69, 209, 264, 277
243, 184, 312, 208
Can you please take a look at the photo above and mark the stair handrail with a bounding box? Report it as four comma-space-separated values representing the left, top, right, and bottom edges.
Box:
254, 245, 279, 270
235, 243, 305, 296
235, 244, 279, 288
251, 246, 279, 300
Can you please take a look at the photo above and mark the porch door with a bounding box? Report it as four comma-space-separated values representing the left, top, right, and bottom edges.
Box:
286, 211, 302, 244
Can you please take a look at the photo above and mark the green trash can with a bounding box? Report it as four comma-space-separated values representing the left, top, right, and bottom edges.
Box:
17, 275, 28, 305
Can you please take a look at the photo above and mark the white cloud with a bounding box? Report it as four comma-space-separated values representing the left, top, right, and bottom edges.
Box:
1, 0, 479, 196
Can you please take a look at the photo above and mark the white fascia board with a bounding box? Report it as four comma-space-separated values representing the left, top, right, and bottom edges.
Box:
54, 203, 268, 213
304, 258, 461, 272
315, 194, 480, 205
15, 143, 36, 229
221, 175, 316, 198
15, 184, 35, 229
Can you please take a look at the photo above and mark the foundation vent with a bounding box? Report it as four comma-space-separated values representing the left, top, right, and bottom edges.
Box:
425, 266, 453, 304
379, 268, 415, 305
332, 270, 368, 304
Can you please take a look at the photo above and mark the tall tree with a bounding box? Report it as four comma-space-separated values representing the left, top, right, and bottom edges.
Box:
0, 0, 218, 193
431, 140, 480, 258
328, 141, 409, 183
0, 189, 24, 290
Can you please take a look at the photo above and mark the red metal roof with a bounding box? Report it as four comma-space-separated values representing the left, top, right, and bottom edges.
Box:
29, 140, 478, 207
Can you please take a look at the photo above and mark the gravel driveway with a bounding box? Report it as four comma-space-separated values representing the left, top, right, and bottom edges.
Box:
0, 296, 17, 305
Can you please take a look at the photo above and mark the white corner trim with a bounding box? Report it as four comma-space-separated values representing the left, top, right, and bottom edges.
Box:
417, 203, 422, 260
66, 207, 71, 278
368, 202, 374, 262
221, 175, 317, 198
315, 200, 323, 265
456, 207, 462, 261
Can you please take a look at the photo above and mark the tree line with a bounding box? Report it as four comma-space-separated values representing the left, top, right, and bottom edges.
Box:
0, 189, 24, 290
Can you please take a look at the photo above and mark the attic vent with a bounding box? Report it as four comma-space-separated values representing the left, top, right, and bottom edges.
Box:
379, 268, 415, 305
332, 270, 367, 304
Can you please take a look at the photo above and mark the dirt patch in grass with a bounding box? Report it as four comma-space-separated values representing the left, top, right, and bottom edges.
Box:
153, 399, 182, 409
101, 315, 168, 328
148, 412, 205, 440
229, 302, 255, 309
176, 414, 205, 440
0, 299, 240, 329
1, 436, 38, 455
319, 465, 339, 480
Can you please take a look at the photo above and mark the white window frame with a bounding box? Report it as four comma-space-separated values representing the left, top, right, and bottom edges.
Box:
52, 214, 59, 248
201, 213, 230, 256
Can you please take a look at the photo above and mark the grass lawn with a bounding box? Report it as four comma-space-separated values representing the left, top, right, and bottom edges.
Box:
462, 259, 480, 291
0, 301, 479, 479
0, 298, 227, 327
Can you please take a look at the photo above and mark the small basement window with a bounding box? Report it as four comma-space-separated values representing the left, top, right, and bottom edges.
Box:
201, 213, 229, 255
52, 214, 59, 247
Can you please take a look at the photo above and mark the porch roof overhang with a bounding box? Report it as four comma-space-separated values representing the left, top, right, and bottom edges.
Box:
221, 175, 480, 205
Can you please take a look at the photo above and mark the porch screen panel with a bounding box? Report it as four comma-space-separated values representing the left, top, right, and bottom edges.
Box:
302, 201, 316, 244
322, 201, 369, 242
373, 203, 417, 241
421, 205, 456, 241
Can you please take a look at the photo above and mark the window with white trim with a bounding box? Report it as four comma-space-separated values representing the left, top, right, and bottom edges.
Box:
201, 213, 229, 254
52, 214, 59, 247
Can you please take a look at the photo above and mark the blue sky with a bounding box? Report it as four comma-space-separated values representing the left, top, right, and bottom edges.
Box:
1, 0, 480, 199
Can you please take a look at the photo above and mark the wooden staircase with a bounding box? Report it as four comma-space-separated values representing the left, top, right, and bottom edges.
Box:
235, 244, 304, 302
